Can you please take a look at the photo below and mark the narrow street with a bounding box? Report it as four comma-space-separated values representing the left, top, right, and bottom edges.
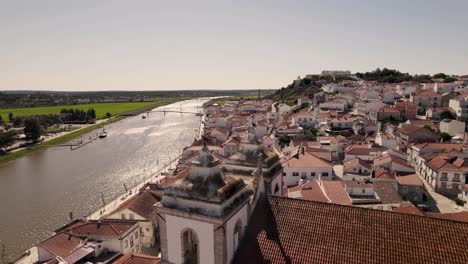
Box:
416, 172, 465, 213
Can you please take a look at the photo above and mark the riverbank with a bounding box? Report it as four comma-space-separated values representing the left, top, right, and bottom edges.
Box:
0, 97, 187, 167
2, 98, 207, 263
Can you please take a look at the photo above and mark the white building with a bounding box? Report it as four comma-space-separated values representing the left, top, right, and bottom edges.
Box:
439, 119, 465, 137
291, 111, 315, 128
282, 151, 334, 187
449, 96, 468, 118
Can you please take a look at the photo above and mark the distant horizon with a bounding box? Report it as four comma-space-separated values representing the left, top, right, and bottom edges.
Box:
2, 0, 468, 91
1, 68, 467, 92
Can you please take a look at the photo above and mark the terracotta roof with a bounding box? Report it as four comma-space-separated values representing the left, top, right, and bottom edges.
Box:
426, 154, 468, 172
223, 136, 241, 146
345, 144, 387, 156
114, 253, 161, 264
427, 212, 468, 223
373, 181, 403, 204
286, 181, 329, 203
234, 196, 468, 264
374, 167, 395, 179
38, 233, 84, 258
344, 158, 373, 170
412, 143, 466, 152
392, 205, 424, 216
396, 174, 424, 187
415, 89, 440, 96
109, 189, 160, 221
282, 152, 333, 168
56, 219, 137, 239
321, 181, 352, 205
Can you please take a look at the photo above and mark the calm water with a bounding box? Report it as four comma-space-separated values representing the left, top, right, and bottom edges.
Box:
0, 98, 206, 261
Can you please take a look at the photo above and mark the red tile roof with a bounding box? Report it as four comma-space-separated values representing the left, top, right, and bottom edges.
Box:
321, 181, 352, 205
392, 205, 425, 216
56, 219, 137, 239
427, 212, 468, 223
38, 233, 84, 259
234, 196, 468, 264
109, 189, 160, 221
396, 174, 424, 187
282, 152, 333, 168
114, 253, 161, 264
286, 181, 329, 203
344, 157, 373, 170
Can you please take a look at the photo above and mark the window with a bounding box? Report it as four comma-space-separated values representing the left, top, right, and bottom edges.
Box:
453, 174, 460, 182
282, 172, 286, 176
452, 183, 459, 189
233, 220, 243, 253
121, 213, 126, 219
292, 172, 299, 176
441, 173, 448, 181
129, 213, 134, 220
124, 239, 128, 248
311, 172, 316, 177
441, 182, 447, 188
362, 189, 366, 194
135, 231, 139, 239
322, 172, 329, 177
130, 236, 134, 247
181, 229, 199, 264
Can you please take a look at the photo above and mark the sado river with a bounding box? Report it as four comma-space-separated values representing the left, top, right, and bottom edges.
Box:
0, 98, 206, 261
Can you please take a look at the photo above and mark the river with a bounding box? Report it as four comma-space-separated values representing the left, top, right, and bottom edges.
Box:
0, 98, 207, 261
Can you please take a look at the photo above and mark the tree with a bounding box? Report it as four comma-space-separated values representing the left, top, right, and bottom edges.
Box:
24, 118, 42, 141
278, 135, 291, 147
433, 73, 447, 79
87, 108, 96, 119
0, 130, 16, 151
443, 77, 457, 83
440, 111, 454, 120
440, 133, 452, 142
8, 113, 14, 123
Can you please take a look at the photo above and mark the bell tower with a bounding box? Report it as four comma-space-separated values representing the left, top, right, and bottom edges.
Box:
157, 146, 252, 264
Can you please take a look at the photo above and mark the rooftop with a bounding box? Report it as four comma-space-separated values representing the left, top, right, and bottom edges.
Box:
234, 196, 468, 264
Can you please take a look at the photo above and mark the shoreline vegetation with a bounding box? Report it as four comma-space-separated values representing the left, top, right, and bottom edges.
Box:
0, 97, 188, 167
202, 95, 260, 107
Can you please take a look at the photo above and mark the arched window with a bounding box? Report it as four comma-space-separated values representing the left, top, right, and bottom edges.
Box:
181, 228, 199, 264
233, 219, 243, 252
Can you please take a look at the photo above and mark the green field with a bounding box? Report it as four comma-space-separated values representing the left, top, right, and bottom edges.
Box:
0, 97, 186, 166
0, 99, 178, 120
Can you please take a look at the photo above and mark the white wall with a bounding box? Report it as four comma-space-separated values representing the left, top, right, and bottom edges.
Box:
165, 215, 215, 264
283, 166, 333, 187
225, 203, 249, 264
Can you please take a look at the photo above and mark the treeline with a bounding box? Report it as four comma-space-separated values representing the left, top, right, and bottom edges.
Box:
355, 68, 459, 83
60, 108, 96, 122
0, 90, 268, 108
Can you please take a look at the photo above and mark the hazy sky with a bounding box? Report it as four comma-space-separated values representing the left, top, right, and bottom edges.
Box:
1, 0, 467, 91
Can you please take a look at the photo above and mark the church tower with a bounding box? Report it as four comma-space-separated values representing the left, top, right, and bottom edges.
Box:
157, 144, 252, 264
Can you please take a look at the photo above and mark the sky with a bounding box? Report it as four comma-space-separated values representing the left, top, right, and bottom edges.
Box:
1, 0, 467, 91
